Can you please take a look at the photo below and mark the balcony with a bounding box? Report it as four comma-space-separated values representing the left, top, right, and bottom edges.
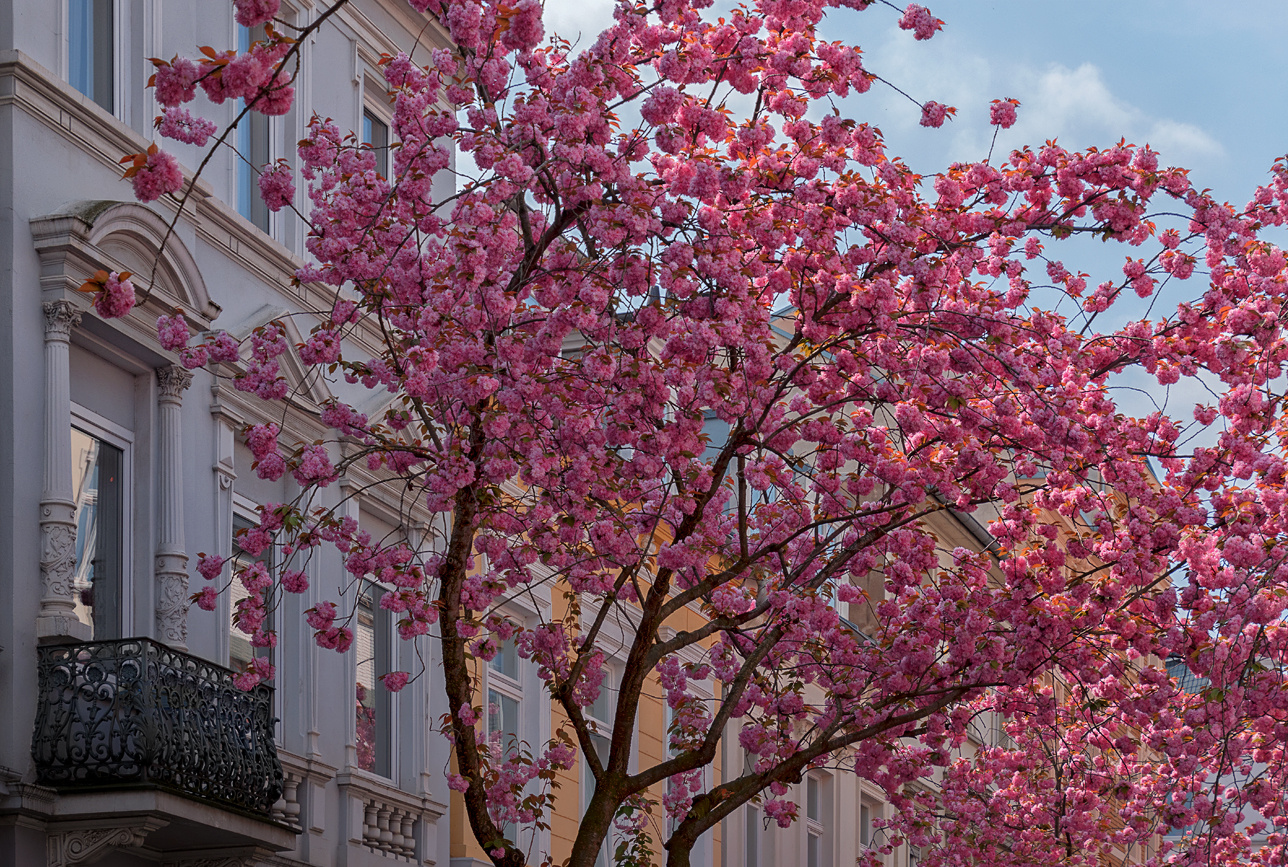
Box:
32, 637, 285, 818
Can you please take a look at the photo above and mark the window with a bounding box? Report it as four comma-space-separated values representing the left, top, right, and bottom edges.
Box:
487, 637, 523, 843
582, 666, 613, 867
859, 796, 882, 852
700, 411, 731, 466
701, 410, 775, 518
70, 425, 125, 639
908, 846, 922, 867
68, 0, 115, 113
741, 749, 773, 867
237, 24, 272, 232
745, 804, 761, 867
804, 774, 830, 867
356, 583, 391, 776
664, 702, 681, 839
487, 638, 522, 755
229, 513, 272, 676
363, 108, 390, 178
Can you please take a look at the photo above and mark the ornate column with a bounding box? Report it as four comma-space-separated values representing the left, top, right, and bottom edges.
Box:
155, 365, 193, 650
37, 300, 90, 642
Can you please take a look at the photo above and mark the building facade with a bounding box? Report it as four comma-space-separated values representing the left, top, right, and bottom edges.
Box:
0, 2, 458, 865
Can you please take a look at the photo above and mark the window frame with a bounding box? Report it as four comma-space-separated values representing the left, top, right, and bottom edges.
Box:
229, 495, 285, 738
354, 578, 395, 778
803, 772, 831, 867
485, 636, 524, 755
235, 22, 274, 235
485, 635, 525, 844
65, 0, 122, 117
228, 499, 276, 675
362, 107, 391, 179
69, 404, 133, 640
360, 68, 395, 181
744, 803, 762, 867
582, 664, 615, 867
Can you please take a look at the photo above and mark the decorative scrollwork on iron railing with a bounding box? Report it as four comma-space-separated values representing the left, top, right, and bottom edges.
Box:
32, 638, 283, 815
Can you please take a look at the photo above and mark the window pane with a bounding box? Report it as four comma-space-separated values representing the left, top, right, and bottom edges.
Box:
701, 411, 731, 465
488, 689, 520, 756
807, 833, 820, 867
363, 108, 389, 177
589, 668, 612, 723
489, 637, 519, 680
860, 803, 871, 846
230, 514, 273, 675
745, 805, 759, 867
237, 24, 271, 232
71, 428, 123, 639
69, 0, 114, 112
583, 731, 613, 867
356, 585, 390, 775
806, 777, 819, 821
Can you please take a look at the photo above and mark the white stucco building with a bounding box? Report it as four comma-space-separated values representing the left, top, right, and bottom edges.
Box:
0, 2, 458, 865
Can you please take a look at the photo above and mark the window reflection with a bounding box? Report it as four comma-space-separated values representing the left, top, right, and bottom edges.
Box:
230, 513, 272, 676
356, 584, 390, 775
71, 427, 123, 639
363, 108, 389, 177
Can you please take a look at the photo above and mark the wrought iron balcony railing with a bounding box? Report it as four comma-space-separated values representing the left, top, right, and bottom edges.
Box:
32, 637, 284, 816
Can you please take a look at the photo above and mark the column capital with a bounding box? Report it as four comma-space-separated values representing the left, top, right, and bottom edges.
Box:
156, 365, 194, 401
42, 300, 81, 341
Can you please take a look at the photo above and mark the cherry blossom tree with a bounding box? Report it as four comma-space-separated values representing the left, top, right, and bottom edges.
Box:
101, 0, 1288, 865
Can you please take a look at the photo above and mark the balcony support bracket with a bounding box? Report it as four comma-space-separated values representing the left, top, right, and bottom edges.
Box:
47, 817, 168, 867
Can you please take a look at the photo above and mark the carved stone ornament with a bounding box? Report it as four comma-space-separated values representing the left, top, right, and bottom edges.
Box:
161, 857, 257, 867
40, 517, 77, 602
157, 364, 194, 400
155, 558, 190, 646
47, 819, 166, 867
42, 300, 81, 340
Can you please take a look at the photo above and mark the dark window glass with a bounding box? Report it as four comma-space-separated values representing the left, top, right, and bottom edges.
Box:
363, 109, 389, 177
237, 24, 272, 232
69, 0, 114, 113
356, 584, 391, 776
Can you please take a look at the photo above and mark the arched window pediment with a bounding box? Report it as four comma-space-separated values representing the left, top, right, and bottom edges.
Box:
32, 200, 219, 334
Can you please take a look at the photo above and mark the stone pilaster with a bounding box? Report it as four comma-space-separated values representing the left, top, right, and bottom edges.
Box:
155, 364, 193, 650
37, 301, 90, 642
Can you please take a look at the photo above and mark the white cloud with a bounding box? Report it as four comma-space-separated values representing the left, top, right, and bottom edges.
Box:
1010, 63, 1224, 166
853, 28, 1225, 174
542, 0, 617, 52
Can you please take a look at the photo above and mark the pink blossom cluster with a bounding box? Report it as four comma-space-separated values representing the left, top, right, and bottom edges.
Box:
989, 97, 1019, 129
257, 159, 295, 211
233, 0, 280, 27
157, 107, 217, 147
898, 4, 943, 40
126, 0, 1288, 861
89, 272, 135, 319
129, 148, 183, 202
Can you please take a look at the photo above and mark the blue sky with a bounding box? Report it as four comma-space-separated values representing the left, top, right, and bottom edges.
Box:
546, 0, 1288, 208
848, 0, 1288, 209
